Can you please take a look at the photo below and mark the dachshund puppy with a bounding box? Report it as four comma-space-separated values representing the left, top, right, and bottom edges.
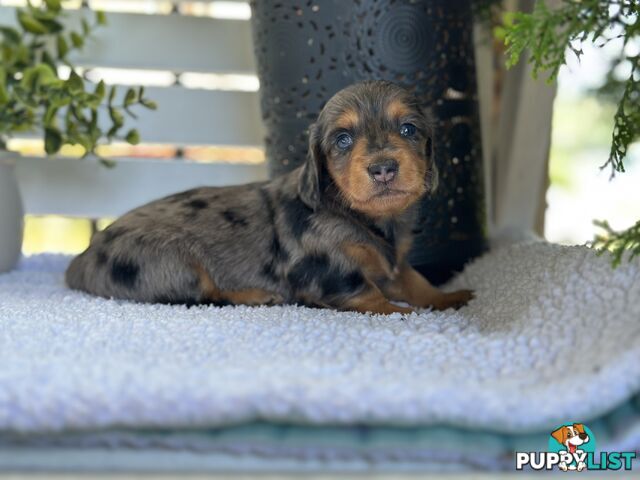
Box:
66, 81, 473, 314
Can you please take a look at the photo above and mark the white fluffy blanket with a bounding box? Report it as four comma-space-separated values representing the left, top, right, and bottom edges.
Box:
1, 239, 639, 439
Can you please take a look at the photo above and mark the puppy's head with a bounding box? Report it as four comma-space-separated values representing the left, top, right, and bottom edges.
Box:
298, 81, 437, 218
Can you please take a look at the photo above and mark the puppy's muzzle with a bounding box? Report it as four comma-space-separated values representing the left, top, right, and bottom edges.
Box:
368, 158, 398, 184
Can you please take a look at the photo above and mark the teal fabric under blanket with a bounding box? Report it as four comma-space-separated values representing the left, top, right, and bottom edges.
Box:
2, 393, 640, 472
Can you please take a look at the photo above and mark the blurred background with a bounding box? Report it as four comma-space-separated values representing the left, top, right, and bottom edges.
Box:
546, 39, 640, 245
3, 0, 639, 254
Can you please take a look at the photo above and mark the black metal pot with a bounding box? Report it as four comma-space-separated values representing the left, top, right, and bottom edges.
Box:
250, 0, 487, 284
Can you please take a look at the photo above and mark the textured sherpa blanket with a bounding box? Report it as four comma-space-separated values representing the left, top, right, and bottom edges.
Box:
1, 240, 640, 470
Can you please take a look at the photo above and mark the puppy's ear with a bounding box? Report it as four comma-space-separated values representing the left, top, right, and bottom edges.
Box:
551, 426, 569, 446
298, 123, 323, 210
573, 423, 586, 434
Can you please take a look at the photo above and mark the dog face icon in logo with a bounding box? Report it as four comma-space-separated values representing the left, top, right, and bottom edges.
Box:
550, 423, 591, 472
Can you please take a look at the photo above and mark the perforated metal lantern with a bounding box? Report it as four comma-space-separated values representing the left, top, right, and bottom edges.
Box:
250, 0, 487, 284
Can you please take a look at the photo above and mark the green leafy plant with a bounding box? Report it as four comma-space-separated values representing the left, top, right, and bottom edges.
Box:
0, 0, 157, 166
593, 219, 640, 267
499, 0, 640, 265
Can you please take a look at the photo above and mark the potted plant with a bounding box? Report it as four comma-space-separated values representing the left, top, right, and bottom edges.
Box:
0, 0, 156, 272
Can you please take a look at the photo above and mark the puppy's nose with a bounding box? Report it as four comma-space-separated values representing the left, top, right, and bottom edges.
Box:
368, 159, 398, 183
579, 433, 588, 440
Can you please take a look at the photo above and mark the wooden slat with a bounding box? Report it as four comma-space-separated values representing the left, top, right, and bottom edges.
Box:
473, 22, 494, 229
493, 61, 557, 234
16, 156, 268, 218
0, 7, 256, 74
117, 87, 264, 146
15, 87, 264, 147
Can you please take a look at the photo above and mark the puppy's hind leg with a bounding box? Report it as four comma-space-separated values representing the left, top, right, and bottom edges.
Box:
193, 264, 283, 306
66, 243, 202, 305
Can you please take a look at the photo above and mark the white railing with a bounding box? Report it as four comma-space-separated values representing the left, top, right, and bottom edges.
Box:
0, 0, 267, 219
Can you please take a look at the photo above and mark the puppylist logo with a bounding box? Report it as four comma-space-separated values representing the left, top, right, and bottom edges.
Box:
516, 423, 636, 472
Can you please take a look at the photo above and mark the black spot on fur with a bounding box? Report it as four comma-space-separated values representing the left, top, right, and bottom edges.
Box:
262, 262, 278, 281
259, 188, 289, 281
270, 235, 289, 262
110, 260, 139, 288
186, 199, 208, 210
282, 196, 313, 238
221, 209, 248, 227
260, 187, 276, 220
386, 227, 396, 249
95, 250, 108, 266
287, 254, 330, 290
287, 254, 364, 298
321, 270, 365, 297
262, 234, 290, 281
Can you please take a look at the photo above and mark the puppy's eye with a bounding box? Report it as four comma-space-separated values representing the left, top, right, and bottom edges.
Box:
400, 123, 417, 137
336, 133, 353, 150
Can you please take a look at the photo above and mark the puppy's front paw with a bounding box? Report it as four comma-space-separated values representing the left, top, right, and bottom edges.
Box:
432, 289, 474, 311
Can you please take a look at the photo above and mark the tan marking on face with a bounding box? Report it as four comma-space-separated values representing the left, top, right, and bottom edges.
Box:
386, 99, 412, 120
345, 134, 427, 218
326, 136, 367, 205
387, 133, 428, 182
334, 108, 360, 131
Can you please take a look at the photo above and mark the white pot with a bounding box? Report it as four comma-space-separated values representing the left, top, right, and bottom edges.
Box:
0, 152, 24, 273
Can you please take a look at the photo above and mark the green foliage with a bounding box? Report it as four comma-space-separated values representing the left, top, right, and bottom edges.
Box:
499, 0, 640, 266
0, 1, 157, 163
607, 56, 639, 174
592, 219, 640, 266
501, 0, 639, 175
